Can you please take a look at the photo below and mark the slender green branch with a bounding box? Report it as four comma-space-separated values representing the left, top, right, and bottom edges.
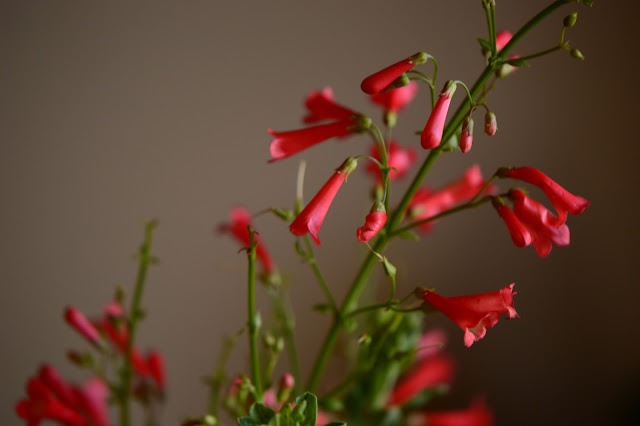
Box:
121, 220, 157, 426
469, 173, 498, 204
267, 288, 302, 395
208, 331, 242, 415
302, 235, 338, 313
506, 45, 563, 63
246, 226, 262, 400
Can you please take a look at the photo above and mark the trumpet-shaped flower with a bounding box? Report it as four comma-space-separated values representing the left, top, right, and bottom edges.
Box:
303, 87, 358, 124
492, 197, 532, 248
290, 158, 357, 245
421, 81, 457, 149
498, 166, 590, 226
422, 284, 518, 347
361, 52, 428, 94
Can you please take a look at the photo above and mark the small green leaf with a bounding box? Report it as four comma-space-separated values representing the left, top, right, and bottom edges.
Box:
250, 402, 276, 424
477, 37, 491, 52
504, 58, 530, 67
397, 230, 420, 241
441, 133, 459, 152
238, 416, 260, 426
271, 207, 295, 221
294, 392, 318, 426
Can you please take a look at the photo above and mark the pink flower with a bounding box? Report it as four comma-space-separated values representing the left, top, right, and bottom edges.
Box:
269, 118, 367, 162
495, 30, 512, 51
356, 202, 387, 242
303, 87, 358, 124
421, 81, 457, 149
361, 52, 428, 94
147, 351, 166, 391
369, 81, 418, 113
460, 117, 474, 153
65, 307, 101, 346
492, 197, 532, 248
409, 398, 494, 426
408, 165, 495, 232
509, 189, 570, 258
218, 207, 274, 273
290, 158, 357, 245
387, 352, 455, 407
16, 365, 110, 426
422, 284, 518, 347
365, 141, 417, 184
498, 166, 590, 226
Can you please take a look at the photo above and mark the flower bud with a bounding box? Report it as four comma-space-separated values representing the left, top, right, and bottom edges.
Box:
460, 117, 474, 153
356, 202, 387, 242
563, 13, 578, 28
484, 111, 497, 136
570, 48, 585, 61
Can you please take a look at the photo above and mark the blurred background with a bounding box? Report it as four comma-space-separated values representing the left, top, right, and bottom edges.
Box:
2, 1, 639, 425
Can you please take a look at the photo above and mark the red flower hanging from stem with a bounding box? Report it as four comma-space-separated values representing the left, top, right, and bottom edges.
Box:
421, 80, 457, 149
361, 52, 428, 94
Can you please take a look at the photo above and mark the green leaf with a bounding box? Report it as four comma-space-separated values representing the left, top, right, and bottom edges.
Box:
396, 230, 419, 241
294, 392, 318, 426
477, 37, 491, 52
271, 207, 295, 221
250, 402, 276, 424
504, 57, 530, 67
238, 417, 260, 426
441, 132, 459, 152
323, 422, 347, 426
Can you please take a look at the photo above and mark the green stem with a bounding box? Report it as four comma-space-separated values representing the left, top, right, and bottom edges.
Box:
247, 226, 262, 400
121, 220, 157, 426
305, 0, 573, 394
508, 45, 563, 63
303, 235, 338, 313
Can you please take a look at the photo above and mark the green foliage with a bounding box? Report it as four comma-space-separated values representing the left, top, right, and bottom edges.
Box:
237, 392, 345, 426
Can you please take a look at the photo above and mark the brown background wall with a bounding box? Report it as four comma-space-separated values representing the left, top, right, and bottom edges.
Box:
2, 1, 639, 425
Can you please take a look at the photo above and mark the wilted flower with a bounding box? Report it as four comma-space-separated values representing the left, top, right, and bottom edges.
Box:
356, 202, 387, 242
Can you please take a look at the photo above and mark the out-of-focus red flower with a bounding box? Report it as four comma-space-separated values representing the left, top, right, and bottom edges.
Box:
365, 141, 417, 184
509, 189, 570, 258
422, 284, 518, 347
498, 166, 590, 226
65, 307, 101, 346
16, 365, 110, 426
268, 119, 365, 162
370, 81, 419, 113
218, 207, 274, 273
147, 351, 165, 391
408, 165, 495, 232
290, 158, 357, 245
387, 352, 455, 407
492, 197, 532, 248
361, 52, 427, 94
303, 87, 358, 124
421, 81, 457, 149
409, 398, 494, 426
356, 202, 387, 242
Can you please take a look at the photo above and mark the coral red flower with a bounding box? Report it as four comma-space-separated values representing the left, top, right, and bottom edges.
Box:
421, 81, 457, 149
269, 118, 367, 162
290, 158, 357, 245
65, 307, 101, 346
495, 30, 512, 51
409, 398, 494, 426
147, 351, 166, 391
509, 189, 570, 258
460, 117, 474, 153
361, 52, 428, 94
492, 197, 532, 248
498, 166, 590, 226
16, 365, 110, 426
370, 81, 419, 113
218, 207, 274, 273
387, 353, 455, 407
365, 141, 417, 184
356, 202, 387, 242
303, 87, 358, 124
422, 284, 518, 347
408, 165, 494, 232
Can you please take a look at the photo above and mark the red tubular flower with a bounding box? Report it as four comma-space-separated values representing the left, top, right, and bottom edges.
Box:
303, 87, 358, 124
290, 158, 357, 245
408, 165, 495, 232
498, 166, 590, 226
421, 81, 457, 149
492, 197, 532, 248
422, 284, 518, 347
370, 80, 419, 113
74, 378, 110, 426
460, 117, 474, 153
65, 307, 101, 346
361, 52, 428, 94
387, 353, 455, 407
410, 398, 494, 426
147, 351, 166, 391
509, 189, 570, 258
218, 207, 274, 273
269, 118, 369, 162
495, 30, 512, 51
365, 140, 417, 184
356, 202, 387, 242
